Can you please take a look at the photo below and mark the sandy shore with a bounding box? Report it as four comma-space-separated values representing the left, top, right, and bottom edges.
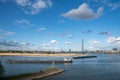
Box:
0, 53, 87, 57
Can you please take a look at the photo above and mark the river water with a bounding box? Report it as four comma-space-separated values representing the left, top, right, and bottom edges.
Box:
0, 53, 120, 80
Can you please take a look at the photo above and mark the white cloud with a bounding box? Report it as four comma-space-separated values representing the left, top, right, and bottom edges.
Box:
117, 41, 120, 45
42, 43, 50, 47
21, 42, 34, 46
106, 37, 115, 43
50, 40, 59, 44
89, 0, 120, 11
108, 2, 120, 10
88, 46, 101, 51
105, 37, 120, 50
38, 27, 46, 31
106, 37, 120, 43
0, 41, 19, 46
41, 40, 59, 48
7, 32, 15, 35
116, 37, 120, 41
15, 0, 52, 15
16, 19, 29, 24
31, 0, 47, 14
58, 20, 64, 23
0, 0, 9, 2
88, 40, 100, 44
67, 34, 74, 38
32, 0, 47, 8
65, 41, 73, 45
15, 19, 39, 27
0, 40, 35, 50
61, 3, 103, 20
0, 29, 15, 38
47, 0, 52, 7
0, 35, 4, 38
15, 0, 31, 7
41, 40, 60, 49
15, 19, 32, 27
88, 0, 108, 4
0, 40, 34, 47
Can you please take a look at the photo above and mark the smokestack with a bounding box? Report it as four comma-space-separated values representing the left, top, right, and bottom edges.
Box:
82, 39, 84, 54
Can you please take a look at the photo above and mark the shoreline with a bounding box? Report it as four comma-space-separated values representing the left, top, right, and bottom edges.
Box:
0, 67, 64, 80
0, 53, 87, 57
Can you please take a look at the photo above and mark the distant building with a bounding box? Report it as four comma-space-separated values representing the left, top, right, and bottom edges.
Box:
69, 49, 71, 53
113, 48, 118, 52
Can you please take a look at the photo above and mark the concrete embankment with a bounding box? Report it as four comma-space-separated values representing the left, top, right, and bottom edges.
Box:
0, 67, 64, 80
24, 68, 64, 80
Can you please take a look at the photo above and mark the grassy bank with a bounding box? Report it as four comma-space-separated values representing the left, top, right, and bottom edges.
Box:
0, 67, 64, 80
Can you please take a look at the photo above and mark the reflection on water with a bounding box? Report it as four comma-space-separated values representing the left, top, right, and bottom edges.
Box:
1, 53, 120, 80
0, 61, 4, 77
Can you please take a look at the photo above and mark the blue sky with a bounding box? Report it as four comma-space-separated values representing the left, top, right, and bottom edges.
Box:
0, 0, 120, 51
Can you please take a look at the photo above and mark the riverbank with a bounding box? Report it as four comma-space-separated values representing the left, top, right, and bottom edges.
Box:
0, 53, 87, 57
0, 67, 64, 80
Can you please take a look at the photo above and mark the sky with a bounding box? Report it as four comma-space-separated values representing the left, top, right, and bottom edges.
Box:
0, 0, 120, 51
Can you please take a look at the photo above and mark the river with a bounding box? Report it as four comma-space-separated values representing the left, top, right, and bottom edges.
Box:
0, 53, 120, 80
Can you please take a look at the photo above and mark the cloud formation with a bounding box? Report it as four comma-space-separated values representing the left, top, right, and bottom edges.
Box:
0, 41, 19, 46
108, 2, 120, 10
65, 41, 73, 45
89, 0, 120, 11
98, 31, 110, 35
58, 20, 65, 23
105, 37, 120, 50
42, 40, 59, 47
88, 40, 100, 44
15, 19, 40, 28
67, 34, 74, 38
0, 40, 35, 50
106, 37, 120, 44
15, 0, 52, 15
21, 42, 34, 46
0, 40, 34, 47
82, 30, 93, 34
38, 27, 46, 32
61, 3, 103, 20
0, 29, 15, 38
15, 0, 30, 7
0, 0, 52, 15
50, 40, 59, 44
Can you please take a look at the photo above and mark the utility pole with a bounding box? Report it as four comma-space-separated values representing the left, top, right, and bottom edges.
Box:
82, 39, 84, 54
61, 48, 62, 53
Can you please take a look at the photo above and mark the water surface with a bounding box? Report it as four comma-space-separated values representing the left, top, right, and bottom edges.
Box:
1, 53, 120, 80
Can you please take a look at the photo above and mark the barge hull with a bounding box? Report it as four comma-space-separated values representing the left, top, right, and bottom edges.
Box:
73, 55, 97, 59
6, 60, 72, 64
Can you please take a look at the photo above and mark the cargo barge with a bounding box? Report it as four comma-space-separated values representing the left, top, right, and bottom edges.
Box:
73, 55, 97, 59
6, 58, 72, 64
